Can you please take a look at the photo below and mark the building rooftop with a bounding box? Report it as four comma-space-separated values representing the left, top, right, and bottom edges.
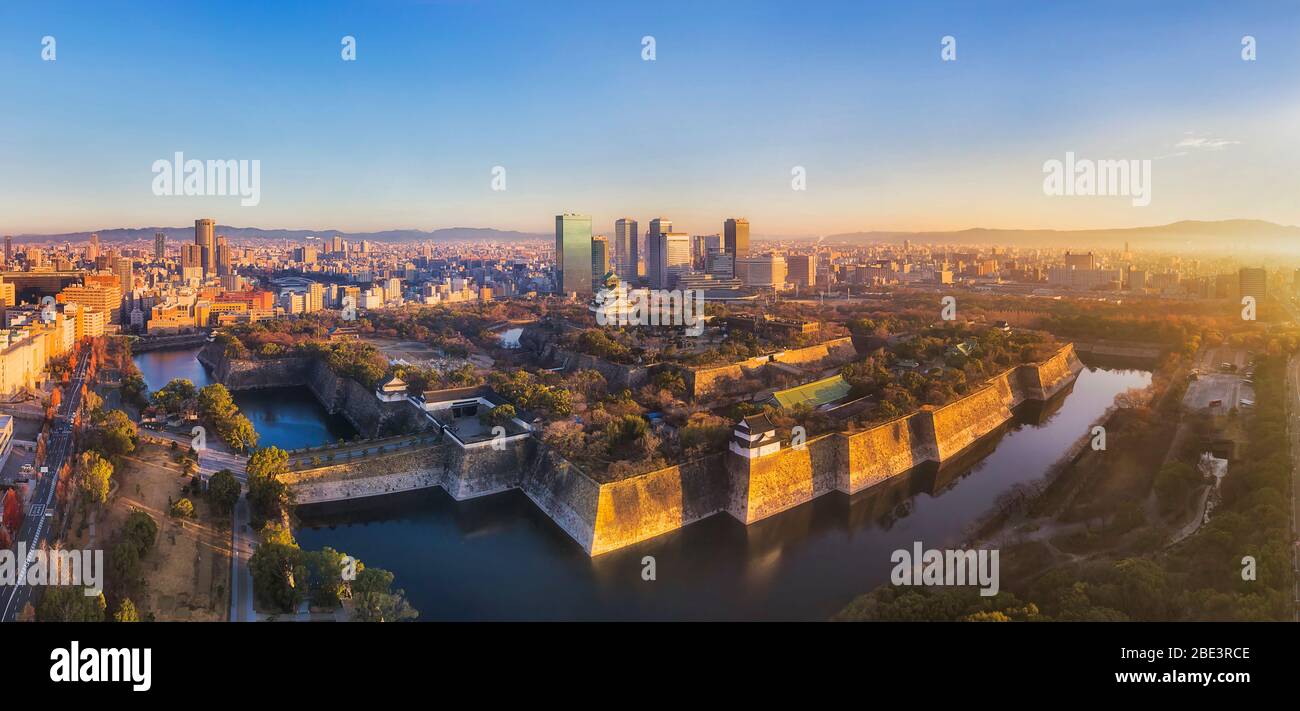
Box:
768, 374, 852, 410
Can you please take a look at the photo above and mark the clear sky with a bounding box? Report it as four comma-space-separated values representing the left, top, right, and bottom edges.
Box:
1, 0, 1298, 237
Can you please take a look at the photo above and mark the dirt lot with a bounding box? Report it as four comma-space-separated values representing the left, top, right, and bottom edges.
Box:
68, 440, 231, 621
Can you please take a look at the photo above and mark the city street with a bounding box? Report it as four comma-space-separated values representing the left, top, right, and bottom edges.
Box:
0, 345, 91, 622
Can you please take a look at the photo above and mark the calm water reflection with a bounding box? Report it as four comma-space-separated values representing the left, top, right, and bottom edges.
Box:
295, 366, 1152, 621
132, 347, 355, 450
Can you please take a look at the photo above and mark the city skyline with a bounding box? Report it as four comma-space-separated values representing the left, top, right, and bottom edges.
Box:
2, 1, 1299, 235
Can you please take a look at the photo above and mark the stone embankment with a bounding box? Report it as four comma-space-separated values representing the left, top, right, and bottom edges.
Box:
198, 344, 424, 438
287, 343, 1085, 557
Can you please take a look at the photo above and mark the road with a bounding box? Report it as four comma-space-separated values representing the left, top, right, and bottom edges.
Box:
0, 344, 92, 622
229, 496, 257, 622
149, 429, 248, 482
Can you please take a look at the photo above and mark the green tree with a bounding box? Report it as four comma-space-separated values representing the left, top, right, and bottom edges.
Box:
77, 450, 114, 504
208, 469, 241, 516
151, 378, 197, 413
37, 586, 107, 622
351, 567, 419, 622
171, 498, 195, 519
225, 414, 259, 452
197, 383, 237, 421
98, 409, 139, 459
246, 447, 290, 522
249, 541, 301, 613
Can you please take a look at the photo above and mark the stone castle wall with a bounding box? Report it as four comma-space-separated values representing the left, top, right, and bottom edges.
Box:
687, 337, 859, 401
588, 455, 728, 555
288, 343, 1086, 558
197, 345, 422, 438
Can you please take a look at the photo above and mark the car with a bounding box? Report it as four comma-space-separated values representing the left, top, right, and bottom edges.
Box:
1239, 399, 1255, 407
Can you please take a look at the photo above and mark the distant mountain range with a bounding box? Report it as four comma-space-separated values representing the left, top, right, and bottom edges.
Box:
10, 226, 548, 245
822, 219, 1300, 252
10, 219, 1300, 253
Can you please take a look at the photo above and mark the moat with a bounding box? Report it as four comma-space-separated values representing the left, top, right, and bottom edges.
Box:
133, 347, 356, 450
133, 347, 1148, 620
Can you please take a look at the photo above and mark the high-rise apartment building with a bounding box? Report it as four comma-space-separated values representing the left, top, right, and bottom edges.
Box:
215, 235, 232, 276
614, 218, 638, 283
3, 236, 11, 264
724, 218, 750, 258
555, 213, 594, 296
114, 257, 134, 296
154, 232, 166, 260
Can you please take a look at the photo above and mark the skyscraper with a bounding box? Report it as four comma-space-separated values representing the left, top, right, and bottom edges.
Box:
555, 213, 593, 296
3, 236, 11, 264
647, 218, 672, 289
662, 232, 691, 288
114, 256, 134, 296
87, 233, 100, 262
614, 218, 638, 283
195, 218, 215, 273
724, 218, 750, 258
216, 235, 232, 275
154, 232, 166, 260
591, 235, 610, 284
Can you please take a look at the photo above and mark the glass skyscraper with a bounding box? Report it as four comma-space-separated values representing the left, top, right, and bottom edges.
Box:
555, 213, 593, 295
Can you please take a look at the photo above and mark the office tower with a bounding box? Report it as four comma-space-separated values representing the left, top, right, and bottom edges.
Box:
614, 218, 638, 283
735, 254, 788, 290
591, 235, 610, 283
662, 232, 691, 288
692, 234, 721, 269
154, 232, 166, 260
195, 218, 215, 273
708, 251, 735, 277
647, 218, 671, 289
86, 233, 100, 262
555, 213, 594, 296
787, 254, 816, 288
1239, 267, 1267, 302
724, 218, 750, 258
2, 236, 10, 264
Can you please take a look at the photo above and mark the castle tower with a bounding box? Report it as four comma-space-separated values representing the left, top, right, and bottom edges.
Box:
729, 414, 780, 459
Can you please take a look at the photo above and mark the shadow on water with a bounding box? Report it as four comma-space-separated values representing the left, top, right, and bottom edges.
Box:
132, 346, 356, 450
295, 365, 1153, 621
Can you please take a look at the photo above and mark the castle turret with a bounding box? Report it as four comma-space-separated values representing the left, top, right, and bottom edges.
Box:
729, 414, 780, 459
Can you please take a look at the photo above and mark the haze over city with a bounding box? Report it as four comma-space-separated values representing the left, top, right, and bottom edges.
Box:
3, 0, 1300, 236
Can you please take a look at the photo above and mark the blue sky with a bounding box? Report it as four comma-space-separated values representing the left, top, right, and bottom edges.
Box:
1, 0, 1298, 236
